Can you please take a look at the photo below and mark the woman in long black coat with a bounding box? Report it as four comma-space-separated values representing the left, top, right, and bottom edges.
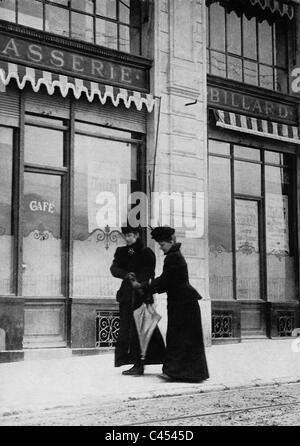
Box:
110, 226, 165, 375
133, 226, 209, 383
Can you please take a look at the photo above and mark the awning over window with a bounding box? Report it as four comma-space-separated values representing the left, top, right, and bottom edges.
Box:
249, 0, 294, 19
206, 0, 294, 21
0, 61, 155, 113
213, 109, 300, 144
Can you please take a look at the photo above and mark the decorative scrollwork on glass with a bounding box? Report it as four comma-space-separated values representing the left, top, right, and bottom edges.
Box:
33, 229, 51, 241
212, 312, 233, 338
237, 241, 256, 255
278, 311, 295, 337
96, 225, 124, 250
96, 310, 120, 347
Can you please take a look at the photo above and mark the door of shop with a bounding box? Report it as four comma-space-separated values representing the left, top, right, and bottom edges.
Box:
235, 198, 267, 338
22, 119, 68, 348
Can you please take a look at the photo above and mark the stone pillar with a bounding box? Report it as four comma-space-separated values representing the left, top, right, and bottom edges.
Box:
146, 0, 211, 346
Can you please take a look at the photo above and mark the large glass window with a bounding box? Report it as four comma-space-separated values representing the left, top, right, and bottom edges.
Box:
22, 119, 67, 297
265, 153, 297, 301
0, 0, 142, 55
208, 140, 297, 302
207, 2, 290, 93
22, 172, 63, 296
0, 127, 15, 295
208, 141, 233, 300
73, 124, 141, 298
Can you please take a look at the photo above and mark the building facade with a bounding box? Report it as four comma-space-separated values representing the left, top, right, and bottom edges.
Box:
0, 0, 299, 361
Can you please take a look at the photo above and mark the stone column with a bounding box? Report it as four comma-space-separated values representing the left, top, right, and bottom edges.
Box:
146, 0, 211, 346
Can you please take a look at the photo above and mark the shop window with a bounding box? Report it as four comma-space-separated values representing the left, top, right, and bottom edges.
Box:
22, 172, 63, 296
0, 127, 15, 295
18, 0, 43, 30
207, 2, 290, 93
265, 154, 297, 301
22, 118, 67, 297
0, 0, 142, 55
208, 140, 233, 300
24, 125, 64, 168
73, 124, 142, 298
208, 140, 297, 302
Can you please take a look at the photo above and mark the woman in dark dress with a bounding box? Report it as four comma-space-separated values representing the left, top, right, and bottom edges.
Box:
110, 226, 165, 376
133, 226, 209, 383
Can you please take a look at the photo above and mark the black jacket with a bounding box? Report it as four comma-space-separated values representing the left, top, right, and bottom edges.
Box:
110, 238, 155, 304
149, 243, 202, 304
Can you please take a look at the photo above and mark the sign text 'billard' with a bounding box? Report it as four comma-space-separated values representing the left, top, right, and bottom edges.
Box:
208, 85, 297, 124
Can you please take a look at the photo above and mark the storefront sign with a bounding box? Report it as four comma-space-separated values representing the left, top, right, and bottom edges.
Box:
208, 85, 297, 124
23, 194, 60, 239
0, 34, 147, 91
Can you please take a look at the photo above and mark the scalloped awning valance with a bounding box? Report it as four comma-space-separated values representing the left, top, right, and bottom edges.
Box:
0, 61, 155, 113
206, 0, 294, 21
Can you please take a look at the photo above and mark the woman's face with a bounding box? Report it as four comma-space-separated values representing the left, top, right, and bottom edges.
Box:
158, 240, 174, 254
125, 232, 139, 246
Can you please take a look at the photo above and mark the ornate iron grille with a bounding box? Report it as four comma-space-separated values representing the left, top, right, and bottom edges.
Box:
96, 310, 120, 348
212, 312, 233, 338
277, 311, 295, 337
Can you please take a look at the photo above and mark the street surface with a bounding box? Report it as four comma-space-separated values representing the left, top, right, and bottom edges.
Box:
1, 382, 300, 426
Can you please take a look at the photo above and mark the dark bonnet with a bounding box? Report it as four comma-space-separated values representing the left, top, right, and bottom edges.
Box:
121, 225, 141, 235
150, 226, 175, 242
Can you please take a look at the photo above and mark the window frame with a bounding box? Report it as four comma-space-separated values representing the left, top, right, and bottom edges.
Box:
208, 135, 299, 302
206, 2, 291, 93
0, 0, 143, 55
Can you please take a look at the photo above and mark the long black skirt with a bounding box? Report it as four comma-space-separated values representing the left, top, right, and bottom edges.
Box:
162, 299, 209, 382
115, 300, 166, 367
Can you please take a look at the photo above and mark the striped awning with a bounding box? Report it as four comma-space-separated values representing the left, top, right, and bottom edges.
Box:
213, 109, 300, 144
0, 61, 155, 112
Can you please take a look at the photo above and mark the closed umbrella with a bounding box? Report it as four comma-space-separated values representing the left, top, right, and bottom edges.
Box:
133, 302, 162, 364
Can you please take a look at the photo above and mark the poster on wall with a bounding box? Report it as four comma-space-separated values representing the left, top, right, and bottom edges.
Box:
235, 200, 259, 253
265, 194, 289, 255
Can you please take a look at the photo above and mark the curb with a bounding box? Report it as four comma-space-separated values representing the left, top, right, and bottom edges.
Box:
1, 376, 300, 419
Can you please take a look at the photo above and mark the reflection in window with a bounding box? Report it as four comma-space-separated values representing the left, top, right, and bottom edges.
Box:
208, 156, 233, 300
208, 140, 297, 304
0, 0, 142, 55
96, 18, 118, 50
18, 0, 43, 30
73, 133, 138, 297
227, 11, 241, 55
23, 173, 62, 296
45, 4, 69, 37
235, 199, 261, 300
71, 0, 94, 14
234, 161, 261, 196
265, 164, 297, 301
71, 12, 94, 43
24, 125, 64, 168
0, 0, 16, 22
0, 127, 14, 294
96, 0, 117, 19
207, 2, 290, 92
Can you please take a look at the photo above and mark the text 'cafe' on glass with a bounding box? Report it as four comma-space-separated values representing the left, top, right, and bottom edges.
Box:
207, 0, 300, 341
0, 0, 154, 359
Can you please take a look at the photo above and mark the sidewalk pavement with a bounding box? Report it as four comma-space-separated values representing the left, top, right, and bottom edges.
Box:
0, 339, 300, 417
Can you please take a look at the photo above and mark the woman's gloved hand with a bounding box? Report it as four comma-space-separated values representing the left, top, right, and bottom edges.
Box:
144, 292, 154, 305
125, 272, 136, 281
131, 280, 142, 289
